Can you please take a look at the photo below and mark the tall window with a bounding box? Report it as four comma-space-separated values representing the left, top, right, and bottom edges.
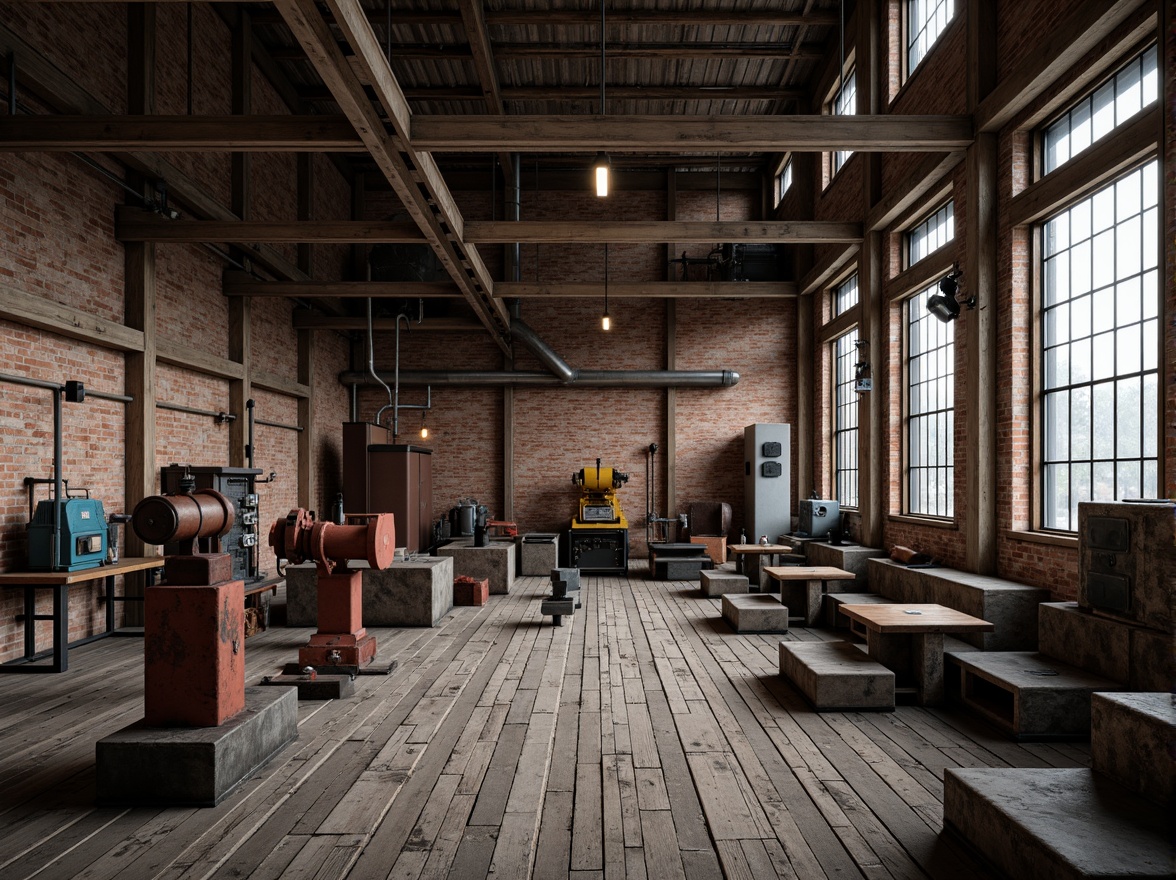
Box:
1042, 46, 1157, 175
907, 0, 954, 77
833, 329, 860, 508
832, 273, 859, 318
906, 289, 954, 517
776, 159, 793, 204
1040, 161, 1159, 531
907, 202, 955, 266
831, 69, 856, 176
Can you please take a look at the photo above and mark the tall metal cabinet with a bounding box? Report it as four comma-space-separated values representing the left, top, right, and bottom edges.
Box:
744, 423, 791, 544
342, 422, 433, 553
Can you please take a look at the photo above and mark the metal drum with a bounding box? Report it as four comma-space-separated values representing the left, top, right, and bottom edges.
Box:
132, 488, 235, 547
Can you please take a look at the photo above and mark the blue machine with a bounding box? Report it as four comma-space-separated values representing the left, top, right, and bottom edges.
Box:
27, 496, 108, 571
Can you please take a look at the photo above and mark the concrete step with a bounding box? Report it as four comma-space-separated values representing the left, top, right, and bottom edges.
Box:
721, 593, 789, 633
944, 768, 1173, 879
778, 640, 894, 711
1091, 692, 1174, 806
945, 651, 1123, 739
867, 558, 1050, 650
699, 570, 750, 597
1038, 601, 1171, 692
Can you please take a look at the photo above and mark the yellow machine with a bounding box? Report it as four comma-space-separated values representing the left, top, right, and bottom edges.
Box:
569, 459, 629, 573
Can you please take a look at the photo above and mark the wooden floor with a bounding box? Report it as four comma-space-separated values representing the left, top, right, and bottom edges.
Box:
0, 565, 1090, 880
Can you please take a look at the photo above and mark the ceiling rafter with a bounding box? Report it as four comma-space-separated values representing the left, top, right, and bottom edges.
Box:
246, 8, 841, 28
274, 0, 510, 351
267, 41, 827, 61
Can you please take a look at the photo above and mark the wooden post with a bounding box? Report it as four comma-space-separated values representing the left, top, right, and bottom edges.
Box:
665, 169, 678, 529
229, 9, 252, 467
796, 293, 813, 500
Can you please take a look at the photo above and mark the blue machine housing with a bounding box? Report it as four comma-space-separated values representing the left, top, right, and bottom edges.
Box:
27, 498, 108, 571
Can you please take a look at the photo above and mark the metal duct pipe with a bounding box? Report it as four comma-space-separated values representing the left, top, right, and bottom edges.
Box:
510, 317, 578, 384
340, 369, 739, 388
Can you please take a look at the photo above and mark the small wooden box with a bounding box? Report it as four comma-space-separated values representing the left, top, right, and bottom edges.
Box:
454, 577, 489, 606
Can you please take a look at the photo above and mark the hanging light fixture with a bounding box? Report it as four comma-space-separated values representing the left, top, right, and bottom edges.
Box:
593, 1, 610, 197
419, 408, 429, 439
602, 243, 611, 330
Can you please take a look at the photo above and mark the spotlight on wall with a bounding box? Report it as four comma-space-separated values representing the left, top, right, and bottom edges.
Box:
926, 265, 972, 323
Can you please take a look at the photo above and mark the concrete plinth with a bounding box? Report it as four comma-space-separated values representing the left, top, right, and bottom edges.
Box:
804, 543, 887, 586
778, 640, 894, 711
700, 570, 749, 597
1091, 692, 1175, 806
1129, 626, 1175, 693
944, 768, 1174, 879
1037, 601, 1131, 684
721, 594, 789, 632
285, 557, 454, 627
519, 536, 559, 576
259, 672, 354, 700
96, 687, 297, 806
656, 557, 710, 580
945, 651, 1122, 739
437, 541, 515, 594
541, 597, 575, 626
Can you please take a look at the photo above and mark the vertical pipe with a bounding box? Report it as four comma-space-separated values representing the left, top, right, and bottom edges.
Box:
246, 398, 255, 469
52, 388, 61, 570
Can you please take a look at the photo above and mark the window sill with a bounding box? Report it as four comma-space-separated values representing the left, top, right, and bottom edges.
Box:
887, 513, 958, 531
1002, 529, 1079, 550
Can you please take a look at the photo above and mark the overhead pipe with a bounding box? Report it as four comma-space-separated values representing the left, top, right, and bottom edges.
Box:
510, 317, 578, 384
340, 369, 739, 388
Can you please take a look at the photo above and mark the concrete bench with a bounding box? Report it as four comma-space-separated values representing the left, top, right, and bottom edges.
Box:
720, 594, 789, 633
944, 768, 1172, 880
867, 558, 1050, 649
778, 641, 894, 711
1037, 601, 1172, 692
822, 591, 892, 628
1091, 692, 1174, 806
699, 570, 749, 597
944, 650, 1122, 739
285, 557, 454, 627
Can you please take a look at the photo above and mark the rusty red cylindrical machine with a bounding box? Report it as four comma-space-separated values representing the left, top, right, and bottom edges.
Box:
269, 507, 395, 575
132, 488, 235, 549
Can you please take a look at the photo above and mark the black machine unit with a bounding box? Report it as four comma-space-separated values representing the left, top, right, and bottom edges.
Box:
160, 464, 263, 583
568, 529, 628, 574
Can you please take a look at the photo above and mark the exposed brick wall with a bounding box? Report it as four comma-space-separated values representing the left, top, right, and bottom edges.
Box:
996, 0, 1075, 85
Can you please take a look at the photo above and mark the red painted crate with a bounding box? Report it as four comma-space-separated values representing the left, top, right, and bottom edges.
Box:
454, 576, 490, 606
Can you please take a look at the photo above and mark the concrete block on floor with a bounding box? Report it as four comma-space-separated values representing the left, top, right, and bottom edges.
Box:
518, 535, 559, 576
805, 543, 887, 587
284, 558, 454, 627
944, 768, 1173, 879
655, 557, 711, 580
778, 640, 894, 711
1129, 626, 1175, 693
1091, 692, 1175, 806
720, 594, 789, 632
437, 541, 515, 594
1037, 601, 1131, 684
945, 650, 1123, 739
700, 570, 749, 597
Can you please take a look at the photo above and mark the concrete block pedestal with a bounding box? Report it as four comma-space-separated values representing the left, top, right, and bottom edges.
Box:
700, 570, 749, 597
519, 535, 559, 576
286, 557, 454, 627
778, 641, 894, 711
96, 686, 298, 806
804, 543, 887, 587
438, 541, 515, 594
721, 594, 789, 632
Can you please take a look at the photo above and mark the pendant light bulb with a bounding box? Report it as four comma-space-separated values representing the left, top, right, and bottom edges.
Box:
601, 311, 611, 331
593, 152, 611, 197
420, 411, 428, 439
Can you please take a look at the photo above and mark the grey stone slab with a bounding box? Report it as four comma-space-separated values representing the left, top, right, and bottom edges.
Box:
551, 567, 581, 592
1091, 692, 1175, 806
866, 558, 1050, 650
437, 542, 515, 594
258, 673, 354, 700
944, 768, 1174, 878
541, 598, 575, 616
96, 687, 297, 807
520, 538, 559, 576
778, 641, 894, 711
284, 562, 318, 627
1129, 626, 1176, 693
362, 558, 454, 626
699, 570, 749, 597
720, 594, 789, 633
1037, 601, 1130, 683
655, 557, 709, 580
945, 650, 1123, 739
804, 543, 888, 587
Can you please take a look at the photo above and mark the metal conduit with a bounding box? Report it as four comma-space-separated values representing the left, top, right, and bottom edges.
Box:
509, 317, 577, 384
339, 369, 739, 388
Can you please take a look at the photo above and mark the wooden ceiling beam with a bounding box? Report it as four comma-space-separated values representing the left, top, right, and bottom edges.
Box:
456, 0, 515, 180
228, 277, 460, 298
120, 216, 860, 245
298, 85, 809, 103
293, 313, 485, 331
413, 115, 974, 152
268, 41, 826, 61
496, 282, 798, 298
249, 9, 840, 27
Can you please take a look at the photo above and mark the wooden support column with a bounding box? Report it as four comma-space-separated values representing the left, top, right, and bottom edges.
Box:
965, 0, 998, 573
796, 293, 813, 499
123, 4, 156, 625
857, 0, 885, 547
351, 171, 367, 279
503, 357, 514, 522
665, 169, 678, 525
229, 9, 252, 466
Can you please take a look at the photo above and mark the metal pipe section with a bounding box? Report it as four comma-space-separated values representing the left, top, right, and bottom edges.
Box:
340, 369, 739, 388
510, 317, 578, 383
368, 297, 394, 427
156, 401, 234, 422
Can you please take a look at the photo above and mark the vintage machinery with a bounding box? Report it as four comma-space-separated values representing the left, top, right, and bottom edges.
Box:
797, 497, 841, 539
160, 464, 266, 584
569, 459, 630, 574
270, 507, 395, 669
25, 479, 107, 571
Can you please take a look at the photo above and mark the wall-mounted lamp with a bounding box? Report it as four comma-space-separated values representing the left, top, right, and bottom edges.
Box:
853, 339, 871, 392
926, 265, 972, 323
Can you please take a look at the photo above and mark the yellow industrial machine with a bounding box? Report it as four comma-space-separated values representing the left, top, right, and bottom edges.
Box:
569, 459, 629, 573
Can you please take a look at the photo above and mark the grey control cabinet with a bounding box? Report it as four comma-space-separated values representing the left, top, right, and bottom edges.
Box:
744, 424, 791, 544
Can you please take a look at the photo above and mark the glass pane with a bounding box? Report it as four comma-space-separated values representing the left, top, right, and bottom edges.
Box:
1116, 325, 1140, 375
1090, 81, 1115, 139
1116, 461, 1140, 500
1143, 461, 1158, 498
1116, 376, 1140, 458
1091, 332, 1114, 381
1045, 391, 1069, 459
1091, 383, 1114, 458
1070, 337, 1091, 385
1141, 318, 1157, 371
1072, 239, 1092, 293
1070, 386, 1091, 461
1116, 215, 1141, 278
1142, 374, 1157, 457
1090, 230, 1114, 290
1093, 461, 1114, 502
1116, 276, 1140, 326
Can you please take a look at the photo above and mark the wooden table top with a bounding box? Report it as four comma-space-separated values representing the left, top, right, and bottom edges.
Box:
0, 556, 164, 586
838, 603, 994, 633
763, 565, 856, 581
728, 544, 792, 554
